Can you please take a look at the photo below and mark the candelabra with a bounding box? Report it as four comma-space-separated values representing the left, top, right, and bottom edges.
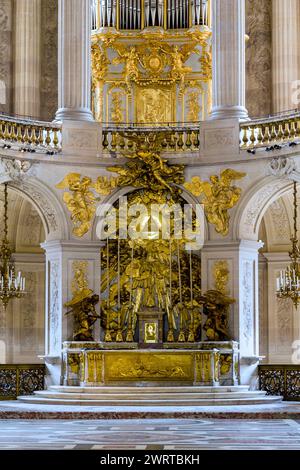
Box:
0, 183, 27, 309
276, 181, 300, 308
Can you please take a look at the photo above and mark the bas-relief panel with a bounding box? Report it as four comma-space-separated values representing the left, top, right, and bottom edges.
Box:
40, 0, 58, 121
0, 0, 12, 113
241, 259, 255, 355
258, 259, 268, 361
49, 261, 61, 355
246, 0, 272, 117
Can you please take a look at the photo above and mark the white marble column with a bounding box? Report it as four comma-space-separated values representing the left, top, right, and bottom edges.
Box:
14, 0, 41, 118
55, 0, 94, 122
272, 0, 300, 113
210, 0, 248, 120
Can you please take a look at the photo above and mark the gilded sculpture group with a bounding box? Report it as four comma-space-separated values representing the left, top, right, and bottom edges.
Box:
57, 142, 244, 344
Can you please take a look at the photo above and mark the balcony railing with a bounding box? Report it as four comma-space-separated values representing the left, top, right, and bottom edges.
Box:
92, 0, 210, 31
259, 364, 300, 401
102, 122, 201, 153
240, 111, 300, 150
0, 113, 62, 154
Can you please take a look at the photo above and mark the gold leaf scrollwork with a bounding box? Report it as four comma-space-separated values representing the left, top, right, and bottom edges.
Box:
184, 169, 246, 236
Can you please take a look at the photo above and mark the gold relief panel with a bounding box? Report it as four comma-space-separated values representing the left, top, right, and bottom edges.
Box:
104, 352, 193, 381
135, 85, 175, 124
86, 351, 103, 384
181, 82, 206, 122
106, 85, 129, 124
195, 352, 212, 384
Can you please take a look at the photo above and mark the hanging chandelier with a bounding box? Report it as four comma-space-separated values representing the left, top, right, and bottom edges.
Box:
0, 183, 27, 309
276, 181, 300, 309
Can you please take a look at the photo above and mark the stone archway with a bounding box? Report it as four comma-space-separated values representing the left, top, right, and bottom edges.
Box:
8, 178, 69, 241
234, 176, 293, 241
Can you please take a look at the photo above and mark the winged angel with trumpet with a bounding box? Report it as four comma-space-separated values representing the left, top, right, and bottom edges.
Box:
184, 169, 246, 236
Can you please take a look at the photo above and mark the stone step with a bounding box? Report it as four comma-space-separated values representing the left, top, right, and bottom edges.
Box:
48, 385, 250, 394
33, 390, 267, 400
17, 395, 282, 406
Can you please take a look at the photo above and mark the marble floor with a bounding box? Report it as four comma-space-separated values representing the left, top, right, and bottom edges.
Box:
0, 418, 299, 450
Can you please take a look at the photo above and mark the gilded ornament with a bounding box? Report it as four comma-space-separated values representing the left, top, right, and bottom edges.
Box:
110, 92, 125, 123
220, 354, 233, 376
186, 91, 202, 122
91, 43, 110, 83
184, 169, 246, 236
56, 173, 96, 238
213, 260, 229, 295
107, 148, 185, 194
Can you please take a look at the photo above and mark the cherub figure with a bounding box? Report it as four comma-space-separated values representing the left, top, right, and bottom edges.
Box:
184, 169, 246, 236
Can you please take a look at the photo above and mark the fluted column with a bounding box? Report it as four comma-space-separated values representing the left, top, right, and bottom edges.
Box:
55, 0, 94, 122
14, 0, 41, 118
272, 0, 300, 113
210, 0, 248, 120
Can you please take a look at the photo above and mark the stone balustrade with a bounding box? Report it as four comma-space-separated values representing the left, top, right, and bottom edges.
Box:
240, 111, 300, 150
102, 125, 201, 154
0, 114, 62, 154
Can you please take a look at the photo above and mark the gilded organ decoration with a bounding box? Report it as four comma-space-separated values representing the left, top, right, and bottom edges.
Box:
137, 87, 173, 124
187, 91, 202, 122
110, 91, 125, 123
185, 169, 246, 236
91, 28, 212, 123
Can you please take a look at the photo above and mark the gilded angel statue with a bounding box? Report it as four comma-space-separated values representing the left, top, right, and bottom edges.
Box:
161, 43, 196, 86
107, 149, 184, 194
112, 45, 139, 89
56, 173, 96, 237
184, 169, 246, 236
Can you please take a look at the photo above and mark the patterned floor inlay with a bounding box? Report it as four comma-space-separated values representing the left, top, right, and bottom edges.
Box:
0, 419, 299, 450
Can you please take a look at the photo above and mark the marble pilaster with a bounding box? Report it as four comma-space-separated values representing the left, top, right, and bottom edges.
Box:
42, 240, 102, 385
201, 240, 263, 385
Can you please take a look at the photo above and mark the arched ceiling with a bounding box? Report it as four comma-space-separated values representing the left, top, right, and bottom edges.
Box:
0, 187, 45, 253
259, 190, 297, 252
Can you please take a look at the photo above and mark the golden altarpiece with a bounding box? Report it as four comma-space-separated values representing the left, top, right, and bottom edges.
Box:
57, 1, 241, 389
